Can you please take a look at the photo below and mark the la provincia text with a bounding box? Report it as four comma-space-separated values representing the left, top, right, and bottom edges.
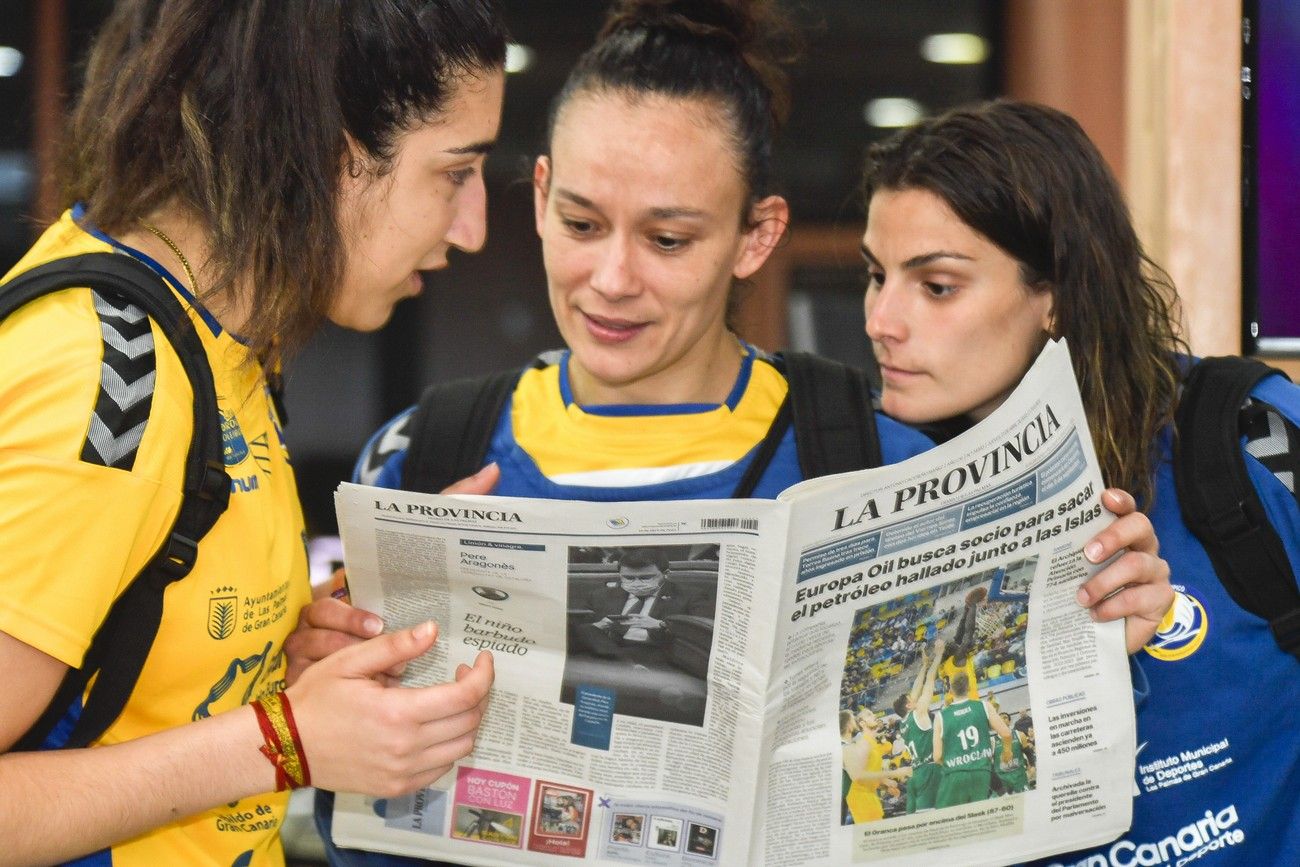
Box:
832, 403, 1062, 531
374, 500, 523, 523
790, 477, 1099, 623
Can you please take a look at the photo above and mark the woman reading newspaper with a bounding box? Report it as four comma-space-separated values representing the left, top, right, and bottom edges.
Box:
858, 98, 1300, 865
295, 4, 1172, 864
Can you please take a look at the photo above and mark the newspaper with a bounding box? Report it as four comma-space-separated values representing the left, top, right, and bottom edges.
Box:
330, 339, 1135, 866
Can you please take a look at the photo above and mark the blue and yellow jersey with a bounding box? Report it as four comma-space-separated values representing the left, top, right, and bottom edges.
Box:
356, 347, 932, 501
0, 209, 310, 866
1027, 370, 1300, 867
844, 737, 892, 823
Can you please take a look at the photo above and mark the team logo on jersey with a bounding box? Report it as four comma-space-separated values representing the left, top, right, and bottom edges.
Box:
193, 641, 274, 720
1143, 585, 1208, 661
221, 410, 250, 466
208, 589, 238, 640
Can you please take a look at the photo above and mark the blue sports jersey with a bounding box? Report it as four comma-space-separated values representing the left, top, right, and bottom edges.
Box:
354, 347, 930, 501
1031, 370, 1300, 867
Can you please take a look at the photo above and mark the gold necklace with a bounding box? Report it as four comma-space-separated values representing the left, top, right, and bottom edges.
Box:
140, 222, 198, 294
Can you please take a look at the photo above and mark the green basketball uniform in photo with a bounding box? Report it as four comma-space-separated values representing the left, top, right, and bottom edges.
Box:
935, 698, 996, 808
900, 709, 939, 812
996, 731, 1029, 794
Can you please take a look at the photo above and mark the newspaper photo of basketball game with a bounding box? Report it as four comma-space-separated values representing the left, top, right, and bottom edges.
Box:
838, 557, 1038, 823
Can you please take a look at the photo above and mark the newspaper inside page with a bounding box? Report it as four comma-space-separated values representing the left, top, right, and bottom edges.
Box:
754, 340, 1135, 866
330, 489, 791, 866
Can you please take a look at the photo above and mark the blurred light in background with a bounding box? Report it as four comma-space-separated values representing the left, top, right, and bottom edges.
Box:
505, 43, 534, 74
0, 153, 32, 203
864, 97, 925, 128
0, 46, 23, 77
920, 33, 989, 64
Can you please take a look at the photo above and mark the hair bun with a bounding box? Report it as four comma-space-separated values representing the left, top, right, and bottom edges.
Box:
598, 0, 799, 126
600, 0, 751, 48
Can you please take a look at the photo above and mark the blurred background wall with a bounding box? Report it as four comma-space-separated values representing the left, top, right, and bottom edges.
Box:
3, 1, 1287, 535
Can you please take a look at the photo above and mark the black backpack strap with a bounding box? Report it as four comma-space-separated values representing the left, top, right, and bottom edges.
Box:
3, 253, 230, 749
401, 367, 524, 494
731, 396, 793, 498
1174, 355, 1300, 660
732, 351, 883, 498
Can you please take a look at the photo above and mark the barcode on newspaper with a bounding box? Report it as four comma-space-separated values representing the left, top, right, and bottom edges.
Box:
700, 517, 758, 530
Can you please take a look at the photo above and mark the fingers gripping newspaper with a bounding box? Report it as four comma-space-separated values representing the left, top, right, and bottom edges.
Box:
331, 340, 1135, 866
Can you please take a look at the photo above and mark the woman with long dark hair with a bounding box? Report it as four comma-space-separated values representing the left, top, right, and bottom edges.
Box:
0, 2, 508, 862
860, 98, 1298, 864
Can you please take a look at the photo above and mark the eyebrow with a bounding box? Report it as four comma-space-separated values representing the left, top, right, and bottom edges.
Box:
554, 188, 706, 221
444, 139, 497, 156
649, 206, 707, 220
556, 188, 598, 210
860, 243, 975, 270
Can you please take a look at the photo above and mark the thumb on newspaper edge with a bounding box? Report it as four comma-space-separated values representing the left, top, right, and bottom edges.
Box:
337, 620, 438, 678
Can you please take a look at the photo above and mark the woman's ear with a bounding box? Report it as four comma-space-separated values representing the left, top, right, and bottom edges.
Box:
533, 156, 552, 238
733, 195, 790, 279
1029, 280, 1055, 336
339, 130, 375, 183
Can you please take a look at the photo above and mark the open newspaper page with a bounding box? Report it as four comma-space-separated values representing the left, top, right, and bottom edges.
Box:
330, 487, 790, 865
758, 339, 1135, 866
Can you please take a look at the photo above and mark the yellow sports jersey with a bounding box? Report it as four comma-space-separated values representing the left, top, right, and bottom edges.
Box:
511, 349, 788, 487
845, 739, 892, 823
0, 210, 310, 865
940, 655, 981, 700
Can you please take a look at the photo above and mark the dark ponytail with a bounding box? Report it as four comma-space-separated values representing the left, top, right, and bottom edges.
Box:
547, 0, 798, 208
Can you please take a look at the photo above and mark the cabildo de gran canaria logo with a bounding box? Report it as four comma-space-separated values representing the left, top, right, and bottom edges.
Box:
1143, 585, 1209, 661
220, 409, 250, 466
208, 587, 238, 640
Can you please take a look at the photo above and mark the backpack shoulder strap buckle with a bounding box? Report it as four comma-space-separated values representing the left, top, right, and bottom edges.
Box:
1269, 607, 1300, 660
196, 459, 232, 503
152, 532, 200, 584
1199, 499, 1257, 545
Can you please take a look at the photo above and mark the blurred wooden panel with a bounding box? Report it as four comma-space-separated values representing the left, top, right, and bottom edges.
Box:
1127, 0, 1242, 356
1004, 0, 1127, 183
33, 0, 66, 228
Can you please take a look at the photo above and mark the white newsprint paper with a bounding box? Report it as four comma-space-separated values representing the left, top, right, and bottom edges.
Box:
331, 339, 1136, 866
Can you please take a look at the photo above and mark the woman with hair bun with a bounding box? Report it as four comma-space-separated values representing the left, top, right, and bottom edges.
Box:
307, 7, 1169, 863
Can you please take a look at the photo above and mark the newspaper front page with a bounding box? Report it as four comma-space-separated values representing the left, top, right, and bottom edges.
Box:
761, 339, 1133, 865
330, 339, 1134, 866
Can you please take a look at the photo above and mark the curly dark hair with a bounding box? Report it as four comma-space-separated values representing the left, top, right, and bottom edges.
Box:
63, 0, 507, 364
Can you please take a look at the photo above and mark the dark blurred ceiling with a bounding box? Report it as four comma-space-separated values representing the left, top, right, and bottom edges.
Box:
0, 0, 999, 262
491, 0, 999, 222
